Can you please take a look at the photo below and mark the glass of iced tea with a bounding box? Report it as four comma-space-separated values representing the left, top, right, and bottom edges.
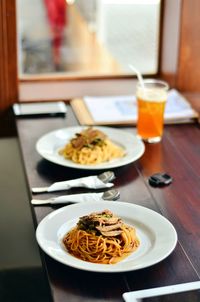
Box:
136, 79, 169, 143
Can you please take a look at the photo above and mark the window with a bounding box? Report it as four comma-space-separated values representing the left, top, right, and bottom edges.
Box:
17, 0, 161, 78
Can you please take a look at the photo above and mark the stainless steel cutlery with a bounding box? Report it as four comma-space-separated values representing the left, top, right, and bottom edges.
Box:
32, 171, 115, 193
31, 189, 120, 205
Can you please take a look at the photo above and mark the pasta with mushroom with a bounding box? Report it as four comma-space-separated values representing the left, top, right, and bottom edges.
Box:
59, 127, 125, 165
62, 210, 140, 264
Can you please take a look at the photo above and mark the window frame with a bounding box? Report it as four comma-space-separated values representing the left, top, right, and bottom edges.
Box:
1, 0, 184, 110
18, 0, 164, 82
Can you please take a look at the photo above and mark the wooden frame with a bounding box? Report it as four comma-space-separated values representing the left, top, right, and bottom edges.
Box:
0, 0, 18, 112
176, 0, 200, 92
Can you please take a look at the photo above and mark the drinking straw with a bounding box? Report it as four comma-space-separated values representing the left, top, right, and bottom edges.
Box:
129, 64, 145, 89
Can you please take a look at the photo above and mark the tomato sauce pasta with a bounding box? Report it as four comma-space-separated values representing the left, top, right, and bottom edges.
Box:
62, 210, 140, 264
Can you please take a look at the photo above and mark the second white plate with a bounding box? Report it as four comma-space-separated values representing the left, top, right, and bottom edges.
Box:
36, 126, 145, 169
36, 201, 177, 273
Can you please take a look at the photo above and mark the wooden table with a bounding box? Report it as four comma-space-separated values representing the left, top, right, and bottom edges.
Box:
16, 105, 200, 302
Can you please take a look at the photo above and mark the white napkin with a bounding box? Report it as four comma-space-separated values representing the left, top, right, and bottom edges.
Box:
51, 192, 105, 203
31, 192, 106, 205
47, 175, 113, 192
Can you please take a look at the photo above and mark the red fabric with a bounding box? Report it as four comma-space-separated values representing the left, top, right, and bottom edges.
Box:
43, 0, 67, 66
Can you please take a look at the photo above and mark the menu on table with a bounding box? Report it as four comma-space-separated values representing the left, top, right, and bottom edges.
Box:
71, 89, 198, 126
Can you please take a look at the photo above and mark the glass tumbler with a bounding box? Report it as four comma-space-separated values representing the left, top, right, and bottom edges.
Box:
136, 79, 169, 143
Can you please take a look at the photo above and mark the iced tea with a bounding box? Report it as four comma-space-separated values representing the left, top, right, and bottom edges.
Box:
136, 80, 169, 143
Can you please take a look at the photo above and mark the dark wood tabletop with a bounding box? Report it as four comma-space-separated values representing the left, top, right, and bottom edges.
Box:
16, 105, 200, 302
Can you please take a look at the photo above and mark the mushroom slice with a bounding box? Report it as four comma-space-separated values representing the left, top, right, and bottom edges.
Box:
100, 230, 122, 237
96, 223, 122, 233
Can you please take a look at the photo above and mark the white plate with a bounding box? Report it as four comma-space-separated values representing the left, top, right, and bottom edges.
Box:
36, 126, 145, 169
36, 201, 177, 273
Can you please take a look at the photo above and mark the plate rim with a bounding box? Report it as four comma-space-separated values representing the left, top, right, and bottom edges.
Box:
36, 201, 178, 273
36, 126, 145, 170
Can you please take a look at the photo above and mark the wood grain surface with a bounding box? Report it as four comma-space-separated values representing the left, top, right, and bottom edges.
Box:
16, 106, 200, 302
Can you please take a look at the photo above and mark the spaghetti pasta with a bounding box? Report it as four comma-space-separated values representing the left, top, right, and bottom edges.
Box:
59, 127, 125, 165
62, 210, 140, 264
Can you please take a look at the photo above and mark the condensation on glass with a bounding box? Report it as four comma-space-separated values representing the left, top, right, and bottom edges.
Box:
17, 0, 161, 77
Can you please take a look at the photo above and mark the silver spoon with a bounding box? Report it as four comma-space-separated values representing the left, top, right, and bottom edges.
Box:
31, 189, 120, 205
98, 171, 115, 183
102, 189, 120, 201
32, 171, 116, 193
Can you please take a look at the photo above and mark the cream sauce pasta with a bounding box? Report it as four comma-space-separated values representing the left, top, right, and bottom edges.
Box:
59, 127, 125, 165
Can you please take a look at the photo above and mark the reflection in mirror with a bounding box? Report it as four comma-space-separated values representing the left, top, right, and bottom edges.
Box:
17, 0, 161, 77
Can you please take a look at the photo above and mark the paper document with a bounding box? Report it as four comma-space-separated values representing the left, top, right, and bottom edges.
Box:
83, 89, 198, 124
